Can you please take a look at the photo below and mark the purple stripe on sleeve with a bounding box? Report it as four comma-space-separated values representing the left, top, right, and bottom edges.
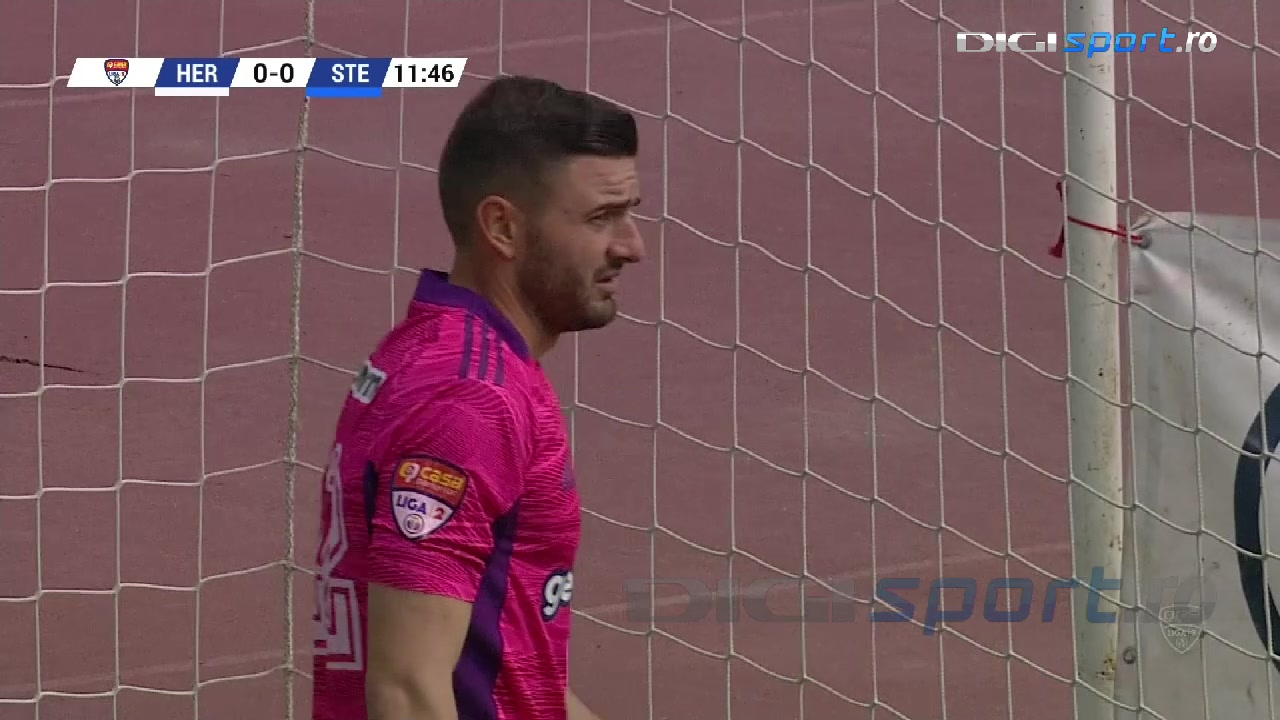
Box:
453, 501, 520, 719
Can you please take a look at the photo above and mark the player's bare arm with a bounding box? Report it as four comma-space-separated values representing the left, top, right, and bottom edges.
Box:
567, 689, 603, 720
365, 583, 472, 720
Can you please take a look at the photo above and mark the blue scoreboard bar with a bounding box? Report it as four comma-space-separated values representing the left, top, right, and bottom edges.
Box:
305, 59, 392, 98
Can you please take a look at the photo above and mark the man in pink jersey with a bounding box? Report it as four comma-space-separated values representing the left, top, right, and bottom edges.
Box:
310, 75, 643, 720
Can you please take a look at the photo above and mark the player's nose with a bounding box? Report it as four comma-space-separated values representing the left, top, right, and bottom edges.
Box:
611, 216, 646, 264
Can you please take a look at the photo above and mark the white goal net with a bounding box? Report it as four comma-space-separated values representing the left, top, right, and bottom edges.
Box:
0, 0, 1274, 719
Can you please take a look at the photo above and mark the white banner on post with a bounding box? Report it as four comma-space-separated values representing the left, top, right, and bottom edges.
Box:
1122, 212, 1280, 719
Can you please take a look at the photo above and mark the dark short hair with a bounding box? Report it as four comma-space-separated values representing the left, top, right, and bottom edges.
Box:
437, 75, 638, 245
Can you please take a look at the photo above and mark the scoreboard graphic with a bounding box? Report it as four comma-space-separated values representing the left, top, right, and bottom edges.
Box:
68, 58, 467, 96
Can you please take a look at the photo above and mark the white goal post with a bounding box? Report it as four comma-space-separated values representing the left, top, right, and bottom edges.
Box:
1062, 0, 1125, 717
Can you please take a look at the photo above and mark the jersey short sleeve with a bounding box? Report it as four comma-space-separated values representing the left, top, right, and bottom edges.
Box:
364, 379, 526, 603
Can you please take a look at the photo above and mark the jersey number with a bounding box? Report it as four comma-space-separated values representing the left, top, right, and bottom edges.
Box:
314, 443, 364, 670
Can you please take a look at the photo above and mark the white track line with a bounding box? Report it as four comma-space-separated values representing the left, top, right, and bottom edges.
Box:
0, 540, 1071, 697
0, 2, 854, 110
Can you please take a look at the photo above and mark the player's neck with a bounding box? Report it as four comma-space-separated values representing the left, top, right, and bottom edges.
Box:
447, 261, 557, 360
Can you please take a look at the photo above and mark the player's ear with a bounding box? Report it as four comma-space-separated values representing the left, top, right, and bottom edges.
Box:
475, 195, 520, 261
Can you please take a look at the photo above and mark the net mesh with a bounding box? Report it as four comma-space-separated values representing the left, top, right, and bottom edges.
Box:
0, 0, 1274, 718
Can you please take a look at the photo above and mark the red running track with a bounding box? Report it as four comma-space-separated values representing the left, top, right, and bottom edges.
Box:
1, 0, 1276, 718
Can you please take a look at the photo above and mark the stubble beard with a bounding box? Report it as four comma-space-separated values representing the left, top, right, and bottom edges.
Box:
517, 226, 617, 336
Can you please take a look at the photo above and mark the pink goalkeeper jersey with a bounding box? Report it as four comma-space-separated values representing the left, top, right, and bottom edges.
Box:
311, 270, 580, 720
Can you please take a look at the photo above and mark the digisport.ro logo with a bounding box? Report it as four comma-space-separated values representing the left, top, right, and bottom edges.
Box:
957, 29, 1218, 57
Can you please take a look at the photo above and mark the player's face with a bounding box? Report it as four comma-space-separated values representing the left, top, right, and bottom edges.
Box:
518, 156, 644, 334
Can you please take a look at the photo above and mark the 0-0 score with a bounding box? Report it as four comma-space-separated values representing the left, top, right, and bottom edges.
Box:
237, 58, 314, 88
253, 62, 294, 84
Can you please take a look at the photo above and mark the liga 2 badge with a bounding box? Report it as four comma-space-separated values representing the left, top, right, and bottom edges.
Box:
104, 58, 130, 86
390, 456, 468, 540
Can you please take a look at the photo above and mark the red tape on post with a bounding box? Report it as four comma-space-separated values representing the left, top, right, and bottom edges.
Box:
1049, 180, 1147, 258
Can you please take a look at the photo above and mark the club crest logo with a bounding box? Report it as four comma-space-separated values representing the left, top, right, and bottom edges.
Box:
1158, 603, 1203, 654
104, 59, 129, 86
349, 360, 386, 404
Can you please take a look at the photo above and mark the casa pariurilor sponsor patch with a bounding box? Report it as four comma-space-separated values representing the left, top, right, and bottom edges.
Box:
390, 456, 468, 540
